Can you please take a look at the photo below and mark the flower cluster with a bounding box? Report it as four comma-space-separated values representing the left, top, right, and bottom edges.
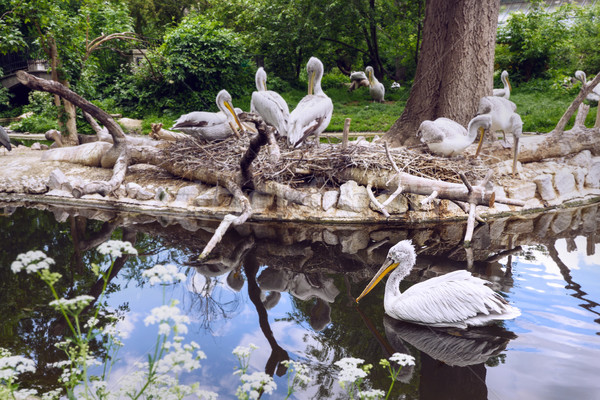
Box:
281, 360, 311, 387
0, 353, 36, 380
236, 371, 277, 400
97, 240, 138, 258
144, 300, 191, 336
49, 295, 95, 313
10, 250, 55, 274
334, 357, 369, 383
389, 352, 415, 367
142, 264, 187, 285
157, 340, 206, 374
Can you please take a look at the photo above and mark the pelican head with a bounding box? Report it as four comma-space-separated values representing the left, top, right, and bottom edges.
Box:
365, 66, 374, 85
355, 240, 416, 303
306, 57, 324, 96
216, 89, 244, 134
575, 70, 587, 84
501, 70, 512, 92
255, 67, 267, 91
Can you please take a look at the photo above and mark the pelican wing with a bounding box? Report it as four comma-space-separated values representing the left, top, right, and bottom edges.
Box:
288, 95, 333, 146
172, 111, 227, 129
387, 270, 516, 329
0, 126, 11, 151
251, 90, 290, 136
370, 82, 385, 102
492, 88, 508, 98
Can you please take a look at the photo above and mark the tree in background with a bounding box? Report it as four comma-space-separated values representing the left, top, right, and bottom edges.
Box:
385, 0, 500, 147
0, 0, 134, 144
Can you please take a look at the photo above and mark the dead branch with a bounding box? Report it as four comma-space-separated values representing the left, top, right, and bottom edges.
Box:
555, 71, 600, 134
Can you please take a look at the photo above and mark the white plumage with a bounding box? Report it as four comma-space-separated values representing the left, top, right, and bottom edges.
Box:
418, 114, 491, 157
250, 67, 290, 137
574, 70, 600, 102
365, 66, 385, 103
355, 240, 521, 329
348, 71, 369, 92
171, 89, 244, 141
287, 57, 333, 147
493, 70, 511, 99
477, 96, 523, 177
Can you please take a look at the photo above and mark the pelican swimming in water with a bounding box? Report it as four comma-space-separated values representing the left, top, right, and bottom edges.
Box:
574, 70, 600, 102
355, 240, 521, 329
365, 66, 385, 103
417, 114, 491, 157
287, 57, 333, 147
476, 96, 523, 177
493, 70, 511, 99
0, 125, 11, 152
250, 67, 290, 137
171, 89, 246, 141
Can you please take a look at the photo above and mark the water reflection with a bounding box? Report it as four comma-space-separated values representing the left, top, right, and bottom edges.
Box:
1, 201, 600, 398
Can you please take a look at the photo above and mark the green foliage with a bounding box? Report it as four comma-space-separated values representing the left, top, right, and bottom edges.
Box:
569, 4, 600, 73
496, 1, 572, 81
321, 69, 350, 90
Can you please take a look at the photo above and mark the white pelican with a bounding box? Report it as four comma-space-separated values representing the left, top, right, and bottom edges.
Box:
250, 67, 290, 137
355, 240, 521, 329
574, 70, 600, 102
477, 96, 523, 177
171, 89, 245, 141
493, 70, 511, 99
417, 114, 491, 157
348, 70, 369, 92
287, 57, 333, 147
0, 125, 11, 151
365, 66, 385, 103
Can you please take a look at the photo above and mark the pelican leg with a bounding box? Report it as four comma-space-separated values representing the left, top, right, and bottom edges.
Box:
512, 136, 520, 177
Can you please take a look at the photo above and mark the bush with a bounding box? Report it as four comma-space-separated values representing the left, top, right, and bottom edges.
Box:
321, 68, 349, 90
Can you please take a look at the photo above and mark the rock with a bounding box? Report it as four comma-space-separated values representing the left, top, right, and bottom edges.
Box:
322, 190, 339, 211
574, 167, 586, 191
505, 219, 534, 235
506, 180, 537, 201
172, 185, 201, 207
323, 230, 339, 245
118, 118, 143, 134
302, 192, 322, 210
551, 211, 572, 234
495, 160, 523, 176
554, 169, 576, 196
195, 186, 231, 207
339, 230, 370, 254
126, 182, 154, 201
48, 169, 72, 192
370, 193, 408, 214
533, 174, 556, 200
155, 186, 173, 203
251, 191, 275, 212
337, 181, 370, 213
30, 142, 43, 150
567, 150, 592, 169
586, 160, 600, 188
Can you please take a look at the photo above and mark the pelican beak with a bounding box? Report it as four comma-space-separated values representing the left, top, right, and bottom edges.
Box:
474, 126, 485, 157
512, 136, 520, 177
308, 71, 315, 95
355, 258, 399, 303
507, 78, 512, 93
224, 101, 244, 134
263, 79, 267, 91
368, 69, 373, 85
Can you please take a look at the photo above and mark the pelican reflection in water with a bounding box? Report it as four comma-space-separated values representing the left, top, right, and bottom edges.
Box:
355, 240, 521, 329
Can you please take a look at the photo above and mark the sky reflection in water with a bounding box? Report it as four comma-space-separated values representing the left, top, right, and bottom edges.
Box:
2, 206, 600, 399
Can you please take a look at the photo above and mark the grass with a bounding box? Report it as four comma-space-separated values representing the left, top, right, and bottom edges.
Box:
6, 78, 598, 135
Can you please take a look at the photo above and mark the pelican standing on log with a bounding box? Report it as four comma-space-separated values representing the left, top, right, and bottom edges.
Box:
287, 57, 333, 147
355, 240, 521, 329
477, 96, 523, 177
250, 67, 290, 137
365, 66, 385, 103
417, 114, 491, 157
171, 89, 245, 141
493, 70, 511, 99
0, 125, 11, 152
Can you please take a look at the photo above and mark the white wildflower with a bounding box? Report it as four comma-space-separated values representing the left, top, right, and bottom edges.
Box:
232, 343, 258, 359
282, 360, 311, 386
196, 389, 219, 400
0, 355, 36, 380
41, 389, 62, 400
237, 371, 276, 399
144, 301, 190, 336
142, 264, 187, 285
97, 240, 138, 258
11, 250, 55, 274
389, 352, 415, 367
14, 388, 38, 399
85, 316, 99, 329
49, 295, 95, 313
358, 389, 385, 399
335, 357, 368, 383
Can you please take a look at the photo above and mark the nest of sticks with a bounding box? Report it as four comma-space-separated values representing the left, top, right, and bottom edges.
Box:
162, 133, 500, 189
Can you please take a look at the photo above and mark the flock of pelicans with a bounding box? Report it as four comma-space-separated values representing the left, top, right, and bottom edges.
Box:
10, 59, 600, 330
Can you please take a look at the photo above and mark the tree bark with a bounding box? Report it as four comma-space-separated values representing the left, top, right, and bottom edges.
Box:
384, 0, 500, 147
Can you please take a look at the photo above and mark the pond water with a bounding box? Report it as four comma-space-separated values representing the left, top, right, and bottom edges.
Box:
1, 203, 600, 399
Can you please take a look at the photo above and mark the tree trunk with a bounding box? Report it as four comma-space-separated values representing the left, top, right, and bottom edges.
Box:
384, 0, 500, 147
